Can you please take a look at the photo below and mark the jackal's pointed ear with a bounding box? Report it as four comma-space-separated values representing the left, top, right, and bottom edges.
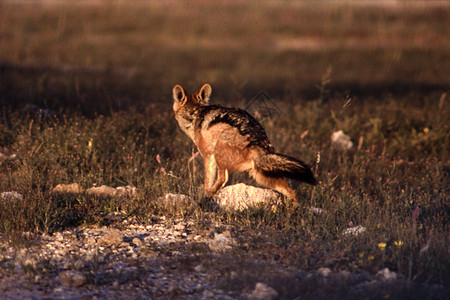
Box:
196, 83, 212, 104
172, 84, 186, 104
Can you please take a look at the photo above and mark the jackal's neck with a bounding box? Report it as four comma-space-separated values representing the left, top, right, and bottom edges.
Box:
175, 104, 203, 142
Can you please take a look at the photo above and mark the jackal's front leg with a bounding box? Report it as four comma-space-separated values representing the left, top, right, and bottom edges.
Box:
203, 154, 217, 196
209, 167, 229, 196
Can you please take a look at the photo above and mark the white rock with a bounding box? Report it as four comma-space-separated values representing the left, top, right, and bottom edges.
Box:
208, 233, 235, 252
1, 191, 23, 202
52, 183, 83, 194
309, 206, 326, 214
0, 152, 17, 161
86, 185, 118, 197
248, 282, 278, 300
331, 130, 353, 151
158, 193, 194, 206
214, 183, 282, 211
116, 185, 137, 197
342, 225, 366, 236
376, 267, 397, 281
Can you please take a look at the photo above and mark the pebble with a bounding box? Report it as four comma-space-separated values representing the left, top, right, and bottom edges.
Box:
131, 237, 143, 246
376, 267, 398, 281
248, 282, 279, 300
59, 270, 86, 287
97, 229, 123, 247
317, 267, 332, 277
1, 191, 23, 202
208, 233, 235, 252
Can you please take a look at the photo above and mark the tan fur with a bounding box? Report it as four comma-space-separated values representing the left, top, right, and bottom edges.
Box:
172, 83, 316, 202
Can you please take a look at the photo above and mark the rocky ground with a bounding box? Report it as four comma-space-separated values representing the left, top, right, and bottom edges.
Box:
0, 184, 447, 299
0, 209, 447, 300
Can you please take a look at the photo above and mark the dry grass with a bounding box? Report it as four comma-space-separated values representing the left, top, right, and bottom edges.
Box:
0, 0, 449, 295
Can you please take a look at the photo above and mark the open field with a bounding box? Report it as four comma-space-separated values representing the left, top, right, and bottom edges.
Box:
0, 1, 449, 299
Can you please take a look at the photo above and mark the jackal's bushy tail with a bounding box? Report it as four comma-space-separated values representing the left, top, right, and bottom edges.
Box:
255, 153, 317, 185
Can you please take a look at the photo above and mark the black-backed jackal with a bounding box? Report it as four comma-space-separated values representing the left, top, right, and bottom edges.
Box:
172, 83, 316, 202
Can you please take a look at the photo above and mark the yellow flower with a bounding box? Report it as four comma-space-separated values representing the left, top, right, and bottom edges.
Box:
394, 240, 404, 248
378, 242, 387, 251
368, 255, 374, 261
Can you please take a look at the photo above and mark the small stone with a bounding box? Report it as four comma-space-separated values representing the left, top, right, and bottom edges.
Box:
73, 260, 84, 269
309, 206, 326, 214
56, 248, 68, 256
338, 270, 354, 283
208, 233, 235, 252
248, 282, 278, 300
22, 258, 36, 269
1, 191, 23, 202
86, 185, 118, 197
317, 267, 332, 277
342, 225, 366, 236
203, 290, 214, 298
52, 183, 83, 194
0, 152, 17, 161
54, 232, 64, 241
131, 237, 143, 247
119, 241, 130, 248
158, 193, 194, 206
59, 270, 86, 287
116, 185, 137, 197
331, 130, 353, 151
85, 237, 97, 246
174, 223, 185, 231
194, 264, 205, 272
97, 229, 123, 247
376, 267, 397, 281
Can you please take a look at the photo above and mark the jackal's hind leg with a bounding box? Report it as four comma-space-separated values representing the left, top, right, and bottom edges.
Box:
203, 154, 217, 195
272, 179, 298, 203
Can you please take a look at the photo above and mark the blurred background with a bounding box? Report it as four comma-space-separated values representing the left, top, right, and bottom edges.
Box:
0, 0, 449, 115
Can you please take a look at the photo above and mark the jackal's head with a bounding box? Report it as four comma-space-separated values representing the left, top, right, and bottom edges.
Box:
172, 83, 212, 115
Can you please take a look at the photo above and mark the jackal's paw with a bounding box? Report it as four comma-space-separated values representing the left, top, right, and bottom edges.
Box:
203, 189, 217, 198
